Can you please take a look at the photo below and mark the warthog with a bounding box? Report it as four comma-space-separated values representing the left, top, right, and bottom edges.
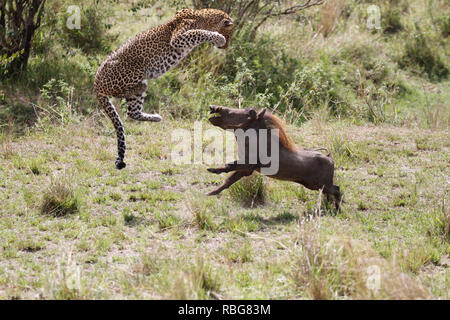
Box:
206, 105, 342, 210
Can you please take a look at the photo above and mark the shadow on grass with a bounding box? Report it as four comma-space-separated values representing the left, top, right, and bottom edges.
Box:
242, 207, 340, 228
123, 214, 152, 228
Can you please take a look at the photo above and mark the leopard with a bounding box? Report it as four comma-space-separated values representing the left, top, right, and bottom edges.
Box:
94, 8, 234, 170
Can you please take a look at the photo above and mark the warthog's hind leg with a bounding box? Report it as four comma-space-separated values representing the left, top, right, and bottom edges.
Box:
324, 184, 342, 211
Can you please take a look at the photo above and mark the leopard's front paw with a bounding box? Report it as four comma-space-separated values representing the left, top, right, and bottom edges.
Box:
212, 32, 226, 48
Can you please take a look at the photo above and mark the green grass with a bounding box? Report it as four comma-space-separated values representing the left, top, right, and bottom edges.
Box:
0, 117, 448, 299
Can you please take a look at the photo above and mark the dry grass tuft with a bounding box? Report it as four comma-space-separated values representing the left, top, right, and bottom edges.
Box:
427, 198, 450, 243
170, 259, 221, 300
0, 134, 15, 160
319, 0, 343, 38
187, 197, 217, 231
422, 102, 450, 130
291, 220, 431, 299
133, 253, 159, 276
228, 173, 266, 208
40, 175, 79, 217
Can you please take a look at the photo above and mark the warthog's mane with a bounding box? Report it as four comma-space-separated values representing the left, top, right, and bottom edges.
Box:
263, 112, 297, 152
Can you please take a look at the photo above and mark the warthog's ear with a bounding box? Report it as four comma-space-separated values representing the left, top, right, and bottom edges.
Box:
257, 108, 267, 120
247, 108, 257, 120
209, 105, 222, 113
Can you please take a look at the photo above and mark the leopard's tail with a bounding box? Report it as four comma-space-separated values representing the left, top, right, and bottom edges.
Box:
97, 94, 127, 170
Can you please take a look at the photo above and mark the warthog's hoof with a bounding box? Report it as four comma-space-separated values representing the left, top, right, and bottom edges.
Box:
115, 160, 126, 170
206, 190, 219, 196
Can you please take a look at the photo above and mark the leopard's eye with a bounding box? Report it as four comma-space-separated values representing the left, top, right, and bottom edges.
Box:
223, 19, 233, 27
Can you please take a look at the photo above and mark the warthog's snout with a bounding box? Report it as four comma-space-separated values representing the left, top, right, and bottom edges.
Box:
208, 105, 223, 127
208, 105, 263, 129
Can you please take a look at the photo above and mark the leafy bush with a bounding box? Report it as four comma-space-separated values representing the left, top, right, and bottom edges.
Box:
144, 32, 300, 119
222, 32, 300, 105
383, 6, 403, 34
434, 14, 450, 38
58, 4, 118, 54
399, 26, 449, 81
279, 64, 342, 115
34, 79, 79, 129
381, 0, 410, 34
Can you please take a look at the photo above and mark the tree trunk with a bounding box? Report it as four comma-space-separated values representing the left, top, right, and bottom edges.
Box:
0, 0, 46, 77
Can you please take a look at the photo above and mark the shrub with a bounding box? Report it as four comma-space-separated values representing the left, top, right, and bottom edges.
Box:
222, 32, 300, 106
383, 5, 403, 34
272, 62, 345, 120
435, 14, 450, 38
184, 33, 348, 120
145, 32, 300, 119
34, 79, 79, 129
58, 3, 118, 54
399, 26, 449, 81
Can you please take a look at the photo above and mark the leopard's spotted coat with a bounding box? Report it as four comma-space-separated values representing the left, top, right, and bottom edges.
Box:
94, 8, 233, 169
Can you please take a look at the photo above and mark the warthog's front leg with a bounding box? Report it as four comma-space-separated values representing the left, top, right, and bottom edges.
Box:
207, 161, 259, 174
207, 170, 252, 196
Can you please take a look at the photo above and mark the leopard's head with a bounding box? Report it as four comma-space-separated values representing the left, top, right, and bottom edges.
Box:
175, 8, 234, 49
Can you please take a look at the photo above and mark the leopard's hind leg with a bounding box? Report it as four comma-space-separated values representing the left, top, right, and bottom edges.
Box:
98, 95, 127, 170
126, 82, 162, 122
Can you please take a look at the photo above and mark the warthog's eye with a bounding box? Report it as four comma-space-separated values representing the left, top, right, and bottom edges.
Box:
247, 108, 257, 120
